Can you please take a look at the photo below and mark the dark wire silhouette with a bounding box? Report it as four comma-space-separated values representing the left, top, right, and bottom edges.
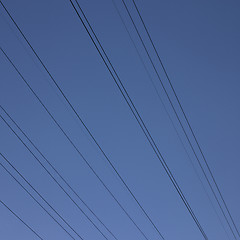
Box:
0, 108, 110, 240
0, 199, 45, 240
0, 1, 160, 239
0, 46, 149, 240
131, 1, 240, 238
0, 105, 119, 240
121, 0, 239, 238
0, 153, 81, 240
111, 1, 231, 239
68, 1, 208, 239
1, 0, 206, 238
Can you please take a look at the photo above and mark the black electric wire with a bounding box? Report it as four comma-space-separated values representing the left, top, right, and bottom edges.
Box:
0, 2, 159, 239
0, 47, 149, 240
113, 0, 233, 238
68, 1, 208, 239
0, 105, 119, 240
131, 1, 240, 238
119, 0, 237, 238
0, 199, 45, 240
1, 1, 207, 238
111, 1, 231, 239
0, 153, 81, 240
70, 0, 169, 238
0, 111, 110, 240
118, 0, 238, 238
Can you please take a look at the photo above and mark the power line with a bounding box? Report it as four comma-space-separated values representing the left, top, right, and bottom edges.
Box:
131, 1, 240, 237
1, 1, 207, 238
0, 108, 110, 240
69, 0, 168, 238
0, 1, 162, 239
118, 0, 236, 237
122, 0, 239, 238
0, 199, 44, 240
114, 0, 235, 237
0, 106, 119, 240
110, 1, 231, 239
0, 46, 149, 240
68, 1, 208, 239
0, 153, 81, 240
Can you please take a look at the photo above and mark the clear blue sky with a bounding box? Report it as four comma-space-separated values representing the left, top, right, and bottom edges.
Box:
0, 0, 240, 239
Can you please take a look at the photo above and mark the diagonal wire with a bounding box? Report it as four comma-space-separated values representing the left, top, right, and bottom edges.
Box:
1, 1, 208, 238
0, 46, 149, 240
0, 1, 159, 239
0, 108, 109, 240
0, 105, 119, 240
117, 0, 239, 238
68, 0, 208, 239
0, 199, 45, 240
111, 1, 231, 239
0, 152, 81, 240
119, 0, 236, 238
131, 0, 240, 238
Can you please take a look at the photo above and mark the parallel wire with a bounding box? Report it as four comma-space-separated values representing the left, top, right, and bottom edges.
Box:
0, 1, 159, 239
1, 1, 208, 238
0, 106, 110, 240
121, 0, 236, 237
111, 1, 231, 239
0, 105, 119, 240
131, 1, 240, 238
0, 46, 149, 240
0, 153, 80, 240
0, 199, 45, 240
0, 98, 108, 240
68, 1, 208, 239
123, 0, 239, 238
71, 0, 167, 238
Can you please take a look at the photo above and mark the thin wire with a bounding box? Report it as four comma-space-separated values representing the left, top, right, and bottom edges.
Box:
0, 5, 114, 182
0, 0, 93, 139
132, 0, 240, 237
128, 0, 239, 238
0, 200, 44, 240
68, 1, 208, 239
0, 110, 109, 240
111, 1, 231, 239
1, 1, 207, 238
0, 106, 119, 240
0, 153, 80, 240
0, 1, 158, 239
119, 0, 236, 238
0, 47, 149, 240
72, 1, 168, 238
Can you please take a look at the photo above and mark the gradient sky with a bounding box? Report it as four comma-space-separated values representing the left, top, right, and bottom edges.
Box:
0, 0, 240, 239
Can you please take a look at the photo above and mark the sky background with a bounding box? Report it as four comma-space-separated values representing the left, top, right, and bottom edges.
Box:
0, 0, 240, 239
